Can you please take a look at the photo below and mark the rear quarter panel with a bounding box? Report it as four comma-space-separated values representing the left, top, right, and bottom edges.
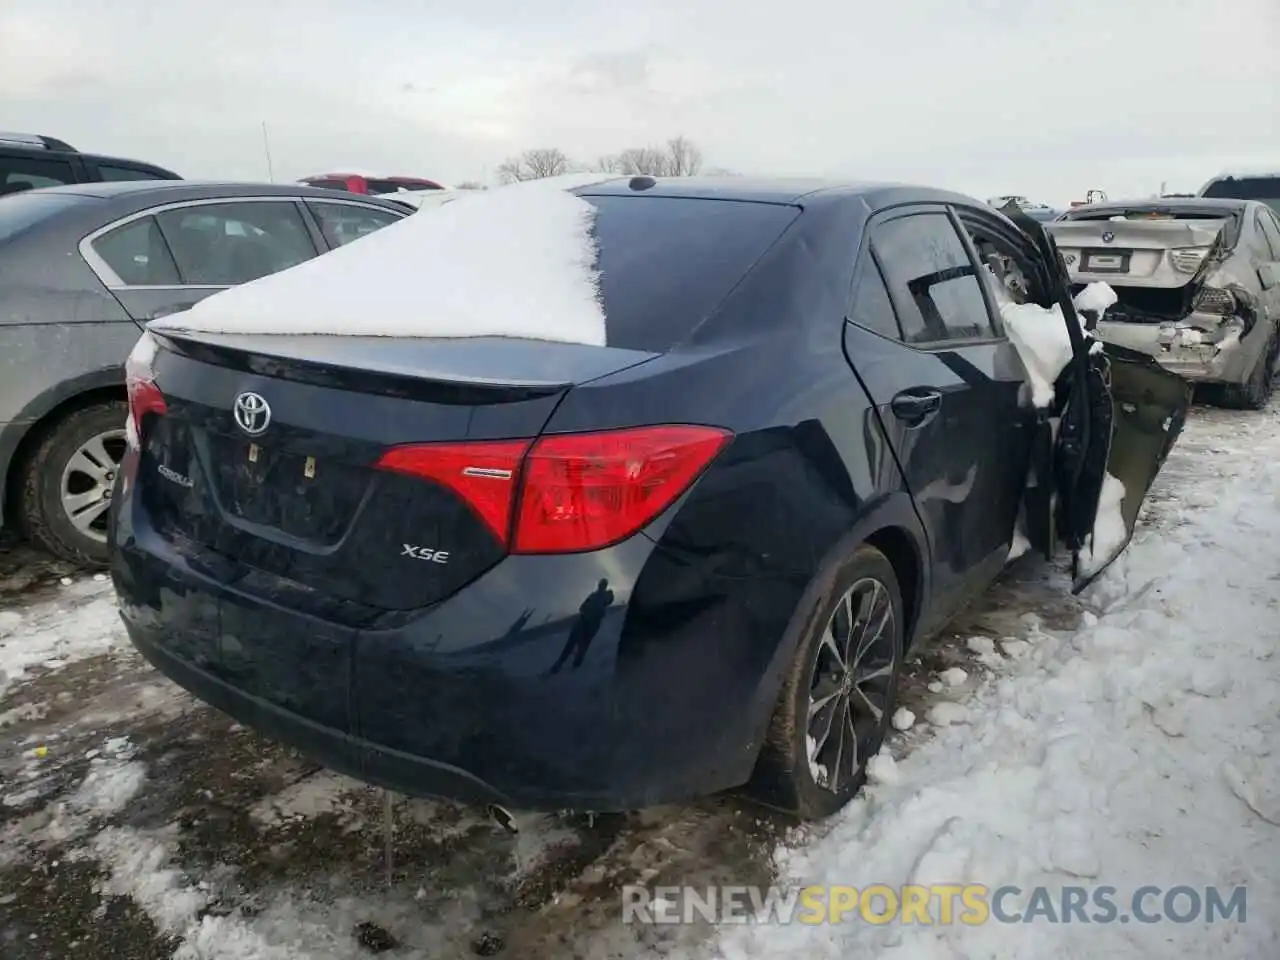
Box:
0, 232, 140, 520
544, 201, 929, 766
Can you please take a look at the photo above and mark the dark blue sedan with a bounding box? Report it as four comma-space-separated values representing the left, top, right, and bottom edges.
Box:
108, 177, 1189, 819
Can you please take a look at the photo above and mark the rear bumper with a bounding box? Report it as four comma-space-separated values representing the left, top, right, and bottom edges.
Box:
110, 478, 796, 812
128, 626, 514, 807
1095, 315, 1257, 385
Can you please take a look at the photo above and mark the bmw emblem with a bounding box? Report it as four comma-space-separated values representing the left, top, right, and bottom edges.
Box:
1101, 230, 1115, 244
233, 391, 271, 436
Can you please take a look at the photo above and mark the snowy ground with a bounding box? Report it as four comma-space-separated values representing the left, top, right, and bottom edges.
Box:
1, 404, 1277, 958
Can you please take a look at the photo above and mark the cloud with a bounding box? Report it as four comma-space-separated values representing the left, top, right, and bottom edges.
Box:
2, 0, 1277, 201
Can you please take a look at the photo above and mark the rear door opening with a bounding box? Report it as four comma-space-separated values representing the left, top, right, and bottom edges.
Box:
997, 205, 1193, 590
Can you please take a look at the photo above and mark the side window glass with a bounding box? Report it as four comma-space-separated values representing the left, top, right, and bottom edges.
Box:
91, 216, 181, 286
0, 156, 77, 194
848, 257, 902, 340
1256, 212, 1280, 261
871, 213, 995, 344
97, 164, 166, 182
308, 201, 403, 248
155, 201, 317, 285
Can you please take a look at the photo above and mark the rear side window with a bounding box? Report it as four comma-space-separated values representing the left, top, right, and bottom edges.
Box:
871, 213, 994, 344
1256, 210, 1280, 260
96, 164, 167, 182
92, 216, 181, 285
154, 201, 317, 284
0, 155, 77, 194
584, 195, 801, 351
1202, 177, 1280, 215
308, 201, 403, 247
848, 258, 901, 340
0, 191, 86, 243
305, 179, 350, 191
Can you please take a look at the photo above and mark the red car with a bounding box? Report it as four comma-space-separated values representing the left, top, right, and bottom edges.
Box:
300, 172, 446, 196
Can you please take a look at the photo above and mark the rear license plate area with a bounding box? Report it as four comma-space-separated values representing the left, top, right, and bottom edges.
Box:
209, 434, 367, 544
1081, 249, 1132, 274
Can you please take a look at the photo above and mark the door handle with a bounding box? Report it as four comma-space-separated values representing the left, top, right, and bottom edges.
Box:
890, 389, 942, 425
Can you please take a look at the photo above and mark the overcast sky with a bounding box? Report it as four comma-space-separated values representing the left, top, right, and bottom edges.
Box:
3, 0, 1277, 204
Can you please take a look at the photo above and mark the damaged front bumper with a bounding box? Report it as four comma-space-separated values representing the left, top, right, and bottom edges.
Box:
1094, 313, 1250, 385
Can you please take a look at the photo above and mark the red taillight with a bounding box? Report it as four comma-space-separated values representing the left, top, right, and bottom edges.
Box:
514, 426, 732, 553
374, 425, 732, 553
124, 333, 167, 447
375, 439, 531, 545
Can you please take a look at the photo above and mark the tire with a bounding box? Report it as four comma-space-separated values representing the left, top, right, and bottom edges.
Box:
18, 400, 129, 567
1222, 332, 1276, 411
749, 543, 905, 820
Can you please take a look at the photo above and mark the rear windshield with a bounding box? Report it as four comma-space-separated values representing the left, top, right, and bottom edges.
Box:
365, 180, 410, 195
0, 191, 87, 243
1202, 177, 1280, 215
583, 195, 801, 351
1064, 209, 1231, 222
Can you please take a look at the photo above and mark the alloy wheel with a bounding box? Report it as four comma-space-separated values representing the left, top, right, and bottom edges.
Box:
59, 429, 127, 544
805, 577, 897, 792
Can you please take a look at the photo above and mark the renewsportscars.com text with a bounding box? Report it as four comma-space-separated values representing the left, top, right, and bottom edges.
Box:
622, 883, 1248, 926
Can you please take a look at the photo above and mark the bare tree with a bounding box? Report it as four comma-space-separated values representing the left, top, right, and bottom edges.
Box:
664, 135, 703, 177
593, 154, 623, 173
597, 136, 705, 177
496, 148, 572, 183
614, 146, 669, 176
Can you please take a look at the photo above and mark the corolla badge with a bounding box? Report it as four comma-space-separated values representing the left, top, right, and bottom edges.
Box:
233, 391, 271, 436
1101, 230, 1115, 244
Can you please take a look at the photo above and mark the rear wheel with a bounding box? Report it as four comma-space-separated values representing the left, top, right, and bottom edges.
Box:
750, 543, 904, 820
18, 400, 129, 567
1222, 332, 1276, 410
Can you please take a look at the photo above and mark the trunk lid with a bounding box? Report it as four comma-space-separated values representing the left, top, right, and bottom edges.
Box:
140, 329, 658, 614
1045, 218, 1229, 288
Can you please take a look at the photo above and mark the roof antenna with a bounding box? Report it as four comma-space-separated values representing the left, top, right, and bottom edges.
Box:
629, 176, 656, 191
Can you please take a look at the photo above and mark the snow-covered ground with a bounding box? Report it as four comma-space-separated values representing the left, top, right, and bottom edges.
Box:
715, 404, 1280, 960
0, 404, 1276, 958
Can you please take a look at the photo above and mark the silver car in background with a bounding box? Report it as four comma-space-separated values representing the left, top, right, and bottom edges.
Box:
1046, 198, 1280, 408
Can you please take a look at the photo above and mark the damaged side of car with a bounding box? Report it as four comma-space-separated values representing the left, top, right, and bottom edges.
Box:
1045, 201, 1280, 408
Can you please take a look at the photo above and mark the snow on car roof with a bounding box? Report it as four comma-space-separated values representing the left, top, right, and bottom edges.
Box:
153, 175, 624, 346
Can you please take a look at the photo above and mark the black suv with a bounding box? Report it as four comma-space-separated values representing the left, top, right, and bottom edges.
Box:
0, 132, 180, 196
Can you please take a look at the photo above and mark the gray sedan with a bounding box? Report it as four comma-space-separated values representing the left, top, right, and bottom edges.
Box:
0, 181, 410, 564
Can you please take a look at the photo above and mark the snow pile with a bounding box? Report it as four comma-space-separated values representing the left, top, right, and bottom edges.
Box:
1073, 280, 1118, 318
984, 271, 1114, 409
710, 409, 1280, 960
1079, 472, 1129, 577
90, 827, 211, 937
0, 581, 124, 699
152, 174, 620, 347
68, 738, 146, 817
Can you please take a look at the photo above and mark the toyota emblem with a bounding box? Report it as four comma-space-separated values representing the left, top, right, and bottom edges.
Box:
1101, 230, 1115, 244
233, 391, 271, 436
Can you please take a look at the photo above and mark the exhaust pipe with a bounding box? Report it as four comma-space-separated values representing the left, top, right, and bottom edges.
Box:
487, 804, 518, 834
